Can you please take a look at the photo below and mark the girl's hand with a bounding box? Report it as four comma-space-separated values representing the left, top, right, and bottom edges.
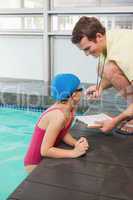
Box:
75, 137, 89, 148
73, 137, 89, 158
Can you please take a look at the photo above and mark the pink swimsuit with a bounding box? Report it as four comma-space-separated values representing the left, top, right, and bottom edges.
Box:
24, 107, 74, 166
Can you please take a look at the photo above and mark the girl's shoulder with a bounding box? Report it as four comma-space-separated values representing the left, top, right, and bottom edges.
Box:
41, 106, 68, 120
37, 107, 67, 129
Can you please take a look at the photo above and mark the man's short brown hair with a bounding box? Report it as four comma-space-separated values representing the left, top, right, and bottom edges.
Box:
71, 16, 105, 44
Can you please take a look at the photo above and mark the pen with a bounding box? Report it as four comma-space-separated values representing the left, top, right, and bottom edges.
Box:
87, 91, 95, 95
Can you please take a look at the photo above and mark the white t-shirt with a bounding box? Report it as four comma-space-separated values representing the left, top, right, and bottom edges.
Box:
105, 29, 133, 82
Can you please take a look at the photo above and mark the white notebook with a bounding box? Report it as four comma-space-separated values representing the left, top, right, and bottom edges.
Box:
76, 113, 112, 128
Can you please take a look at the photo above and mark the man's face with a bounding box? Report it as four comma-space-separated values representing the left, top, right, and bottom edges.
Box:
77, 34, 104, 57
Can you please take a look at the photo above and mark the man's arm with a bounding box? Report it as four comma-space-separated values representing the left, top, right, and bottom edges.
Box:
115, 103, 133, 123
99, 76, 112, 91
100, 103, 133, 133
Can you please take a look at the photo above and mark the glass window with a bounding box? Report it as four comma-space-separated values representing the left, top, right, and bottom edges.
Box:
115, 16, 133, 29
24, 16, 43, 30
24, 0, 44, 8
51, 0, 133, 9
51, 14, 133, 32
0, 0, 44, 8
0, 16, 43, 31
51, 0, 100, 9
0, 17, 22, 29
0, 0, 21, 8
52, 15, 81, 32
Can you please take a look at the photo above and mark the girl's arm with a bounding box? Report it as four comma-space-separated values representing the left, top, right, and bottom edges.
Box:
62, 132, 77, 147
40, 112, 87, 158
62, 133, 89, 151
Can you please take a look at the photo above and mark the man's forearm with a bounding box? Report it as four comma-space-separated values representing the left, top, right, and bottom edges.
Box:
99, 77, 112, 91
114, 103, 133, 124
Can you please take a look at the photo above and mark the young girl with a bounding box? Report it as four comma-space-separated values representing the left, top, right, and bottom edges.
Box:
24, 73, 89, 173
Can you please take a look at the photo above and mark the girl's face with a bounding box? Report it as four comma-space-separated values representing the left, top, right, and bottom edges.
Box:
71, 90, 82, 106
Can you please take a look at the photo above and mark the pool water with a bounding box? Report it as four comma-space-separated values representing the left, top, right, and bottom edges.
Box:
0, 107, 41, 200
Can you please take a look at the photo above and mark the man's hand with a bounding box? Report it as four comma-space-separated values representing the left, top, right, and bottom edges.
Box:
85, 85, 102, 100
97, 118, 117, 133
98, 103, 133, 133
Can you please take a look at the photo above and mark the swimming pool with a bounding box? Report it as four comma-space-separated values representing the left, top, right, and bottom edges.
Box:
0, 107, 41, 200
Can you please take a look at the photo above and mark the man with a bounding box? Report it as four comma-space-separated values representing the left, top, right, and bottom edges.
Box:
71, 16, 133, 134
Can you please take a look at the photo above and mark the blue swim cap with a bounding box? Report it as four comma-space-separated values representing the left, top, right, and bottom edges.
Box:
51, 73, 81, 101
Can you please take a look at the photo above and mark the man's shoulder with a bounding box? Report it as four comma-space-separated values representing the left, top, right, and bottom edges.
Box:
107, 29, 133, 37
107, 29, 133, 49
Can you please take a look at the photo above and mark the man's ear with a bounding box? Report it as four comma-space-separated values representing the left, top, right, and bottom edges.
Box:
96, 32, 103, 42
